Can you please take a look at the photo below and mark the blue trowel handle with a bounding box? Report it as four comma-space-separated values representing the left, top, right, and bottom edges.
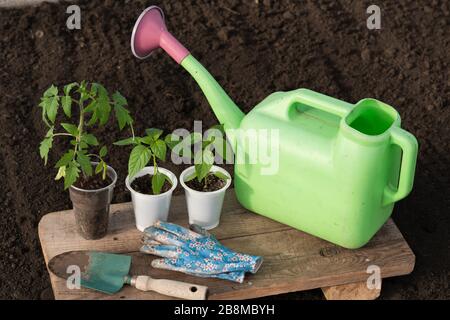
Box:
130, 276, 208, 300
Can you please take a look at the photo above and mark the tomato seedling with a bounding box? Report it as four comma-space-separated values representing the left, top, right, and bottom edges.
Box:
167, 125, 231, 189
38, 81, 134, 189
115, 128, 172, 195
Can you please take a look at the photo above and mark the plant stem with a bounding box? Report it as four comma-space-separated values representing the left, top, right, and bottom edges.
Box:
53, 133, 74, 138
73, 98, 85, 160
130, 123, 135, 140
153, 155, 158, 174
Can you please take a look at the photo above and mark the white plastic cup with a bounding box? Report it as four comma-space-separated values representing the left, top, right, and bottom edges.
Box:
126, 167, 177, 232
180, 165, 232, 230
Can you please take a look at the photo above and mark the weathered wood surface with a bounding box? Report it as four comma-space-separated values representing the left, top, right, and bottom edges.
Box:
322, 281, 382, 300
38, 191, 415, 300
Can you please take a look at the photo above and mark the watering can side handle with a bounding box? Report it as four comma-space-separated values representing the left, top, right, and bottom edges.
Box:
383, 127, 418, 206
290, 89, 353, 117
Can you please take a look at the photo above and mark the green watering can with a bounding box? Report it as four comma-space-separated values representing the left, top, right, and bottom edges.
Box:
131, 6, 419, 249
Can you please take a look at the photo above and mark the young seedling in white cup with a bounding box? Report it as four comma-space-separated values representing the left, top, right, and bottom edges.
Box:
38, 81, 134, 239
115, 128, 177, 231
167, 125, 232, 230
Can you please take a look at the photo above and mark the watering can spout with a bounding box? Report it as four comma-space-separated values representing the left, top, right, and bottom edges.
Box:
180, 55, 245, 137
131, 6, 244, 150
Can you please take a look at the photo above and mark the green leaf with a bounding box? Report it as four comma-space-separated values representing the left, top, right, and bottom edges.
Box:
39, 137, 53, 165
84, 100, 97, 113
77, 151, 92, 176
39, 127, 54, 165
152, 171, 168, 195
40, 95, 60, 124
87, 111, 99, 126
151, 139, 167, 161
99, 146, 107, 158
202, 139, 214, 149
55, 166, 66, 181
128, 145, 151, 179
203, 149, 215, 165
102, 162, 107, 180
61, 83, 77, 119
63, 82, 77, 96
164, 133, 201, 158
114, 104, 133, 130
90, 83, 98, 96
79, 80, 87, 88
79, 141, 89, 150
113, 91, 131, 130
184, 172, 197, 182
177, 134, 193, 157
98, 97, 111, 125
212, 171, 229, 181
85, 83, 106, 126
78, 82, 89, 104
188, 132, 203, 145
44, 85, 58, 98
165, 133, 181, 150
41, 86, 59, 123
55, 150, 75, 168
61, 96, 72, 118
95, 162, 103, 174
64, 161, 80, 189
94, 84, 111, 125
145, 128, 163, 141
61, 123, 79, 136
81, 134, 99, 146
112, 91, 127, 106
138, 136, 153, 145
45, 126, 54, 138
114, 137, 137, 146
194, 149, 214, 182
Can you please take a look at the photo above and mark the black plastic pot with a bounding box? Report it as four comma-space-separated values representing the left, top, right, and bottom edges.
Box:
69, 164, 117, 240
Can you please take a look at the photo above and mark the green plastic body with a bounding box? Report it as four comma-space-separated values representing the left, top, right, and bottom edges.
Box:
181, 55, 418, 249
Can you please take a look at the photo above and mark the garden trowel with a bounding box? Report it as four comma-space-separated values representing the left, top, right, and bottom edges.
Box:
48, 251, 208, 300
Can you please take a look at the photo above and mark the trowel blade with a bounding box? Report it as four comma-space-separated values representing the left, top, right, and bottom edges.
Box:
48, 251, 132, 295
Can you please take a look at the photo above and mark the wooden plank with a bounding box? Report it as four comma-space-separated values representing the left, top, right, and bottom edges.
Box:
38, 191, 415, 300
322, 281, 381, 300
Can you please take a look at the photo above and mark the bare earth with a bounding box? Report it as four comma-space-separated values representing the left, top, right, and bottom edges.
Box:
0, 0, 448, 299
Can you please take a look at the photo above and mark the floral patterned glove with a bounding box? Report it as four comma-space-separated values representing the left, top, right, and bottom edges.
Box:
140, 220, 263, 283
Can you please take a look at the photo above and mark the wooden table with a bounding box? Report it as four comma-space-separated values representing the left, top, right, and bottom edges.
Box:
38, 191, 415, 300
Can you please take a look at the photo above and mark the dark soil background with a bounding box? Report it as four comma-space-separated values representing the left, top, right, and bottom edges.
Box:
0, 0, 448, 299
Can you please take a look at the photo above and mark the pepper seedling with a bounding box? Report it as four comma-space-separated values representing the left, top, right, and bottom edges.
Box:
115, 128, 172, 195
38, 81, 134, 189
167, 125, 231, 189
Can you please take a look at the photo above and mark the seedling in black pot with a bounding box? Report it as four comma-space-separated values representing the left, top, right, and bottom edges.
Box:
38, 81, 133, 239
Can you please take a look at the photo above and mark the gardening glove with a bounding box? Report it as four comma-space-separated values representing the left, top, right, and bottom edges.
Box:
140, 220, 263, 283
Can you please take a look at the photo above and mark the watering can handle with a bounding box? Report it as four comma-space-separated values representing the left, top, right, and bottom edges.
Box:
290, 89, 353, 117
383, 127, 418, 206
